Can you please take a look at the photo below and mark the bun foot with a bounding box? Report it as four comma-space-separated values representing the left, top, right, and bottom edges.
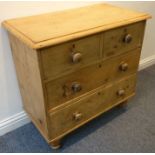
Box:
50, 139, 61, 149
118, 100, 128, 108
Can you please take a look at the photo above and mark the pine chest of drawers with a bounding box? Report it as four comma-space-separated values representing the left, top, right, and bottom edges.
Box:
3, 4, 151, 149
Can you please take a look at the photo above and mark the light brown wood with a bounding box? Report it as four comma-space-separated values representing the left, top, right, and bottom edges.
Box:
8, 33, 49, 139
50, 139, 62, 149
49, 93, 135, 143
3, 3, 150, 149
40, 33, 101, 80
103, 21, 145, 58
49, 74, 136, 139
45, 49, 140, 109
40, 21, 145, 81
2, 4, 151, 49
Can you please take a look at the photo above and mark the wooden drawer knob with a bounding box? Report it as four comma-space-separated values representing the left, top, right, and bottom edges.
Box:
117, 89, 125, 96
73, 112, 83, 121
123, 34, 132, 43
72, 52, 82, 63
119, 63, 128, 71
72, 82, 82, 93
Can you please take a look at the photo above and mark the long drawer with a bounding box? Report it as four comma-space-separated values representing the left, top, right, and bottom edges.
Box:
45, 49, 140, 109
49, 74, 136, 140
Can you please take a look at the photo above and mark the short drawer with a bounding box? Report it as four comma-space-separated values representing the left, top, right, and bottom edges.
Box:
46, 49, 140, 109
49, 74, 136, 139
40, 34, 101, 80
103, 21, 145, 58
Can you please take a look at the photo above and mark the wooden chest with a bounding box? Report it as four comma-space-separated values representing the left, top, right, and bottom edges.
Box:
3, 4, 151, 149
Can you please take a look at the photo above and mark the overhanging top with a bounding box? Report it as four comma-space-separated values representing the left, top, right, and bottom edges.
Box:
2, 3, 151, 49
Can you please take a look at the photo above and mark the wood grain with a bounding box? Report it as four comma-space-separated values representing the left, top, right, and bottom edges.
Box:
49, 74, 136, 139
46, 49, 140, 110
3, 4, 150, 148
41, 33, 101, 80
8, 33, 49, 139
103, 21, 145, 58
2, 3, 151, 49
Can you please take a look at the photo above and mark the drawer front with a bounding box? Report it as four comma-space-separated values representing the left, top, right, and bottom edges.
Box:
46, 49, 140, 109
103, 21, 145, 58
41, 34, 101, 80
49, 74, 136, 139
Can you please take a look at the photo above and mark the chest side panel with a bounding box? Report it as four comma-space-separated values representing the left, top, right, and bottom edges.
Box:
8, 34, 49, 141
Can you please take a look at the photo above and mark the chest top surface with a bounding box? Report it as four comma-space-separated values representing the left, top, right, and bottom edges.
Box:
3, 3, 151, 49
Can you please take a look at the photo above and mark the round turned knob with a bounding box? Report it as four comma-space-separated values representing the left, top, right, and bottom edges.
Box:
119, 63, 128, 71
117, 89, 125, 97
123, 34, 132, 43
72, 82, 82, 93
72, 52, 82, 63
73, 112, 82, 121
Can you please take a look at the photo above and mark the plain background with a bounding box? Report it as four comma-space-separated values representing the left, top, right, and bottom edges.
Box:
0, 1, 155, 135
